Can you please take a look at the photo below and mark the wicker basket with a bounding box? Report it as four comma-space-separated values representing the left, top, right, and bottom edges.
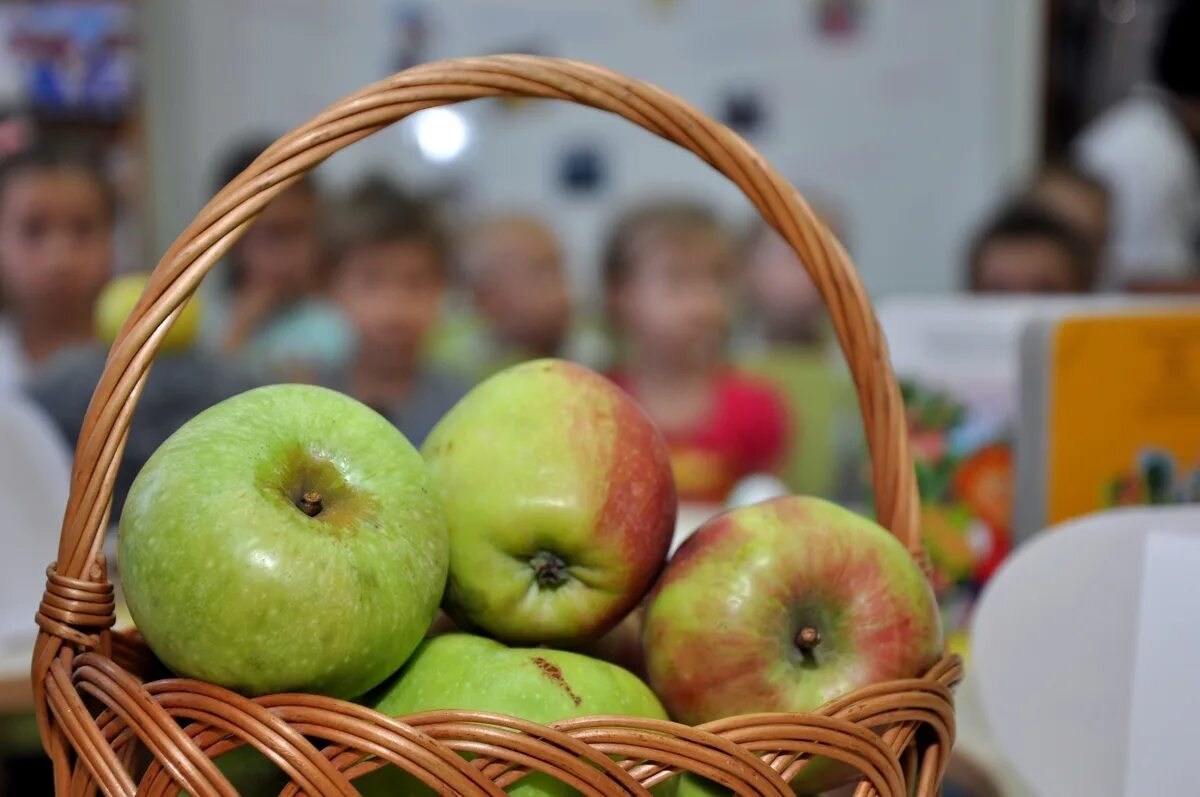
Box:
31, 55, 960, 797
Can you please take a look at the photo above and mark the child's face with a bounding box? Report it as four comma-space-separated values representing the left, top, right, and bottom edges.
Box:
614, 228, 731, 367
332, 239, 444, 365
471, 225, 571, 355
1030, 177, 1109, 253
236, 185, 319, 295
974, 238, 1078, 293
0, 170, 112, 313
745, 230, 822, 338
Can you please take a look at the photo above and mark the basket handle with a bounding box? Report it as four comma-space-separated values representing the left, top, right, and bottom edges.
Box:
50, 54, 920, 584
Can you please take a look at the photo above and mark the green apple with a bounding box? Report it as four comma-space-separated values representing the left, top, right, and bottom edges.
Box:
120, 384, 448, 699
643, 496, 942, 794
97, 273, 202, 352
422, 359, 676, 646
356, 633, 671, 797
179, 745, 286, 797
672, 774, 729, 797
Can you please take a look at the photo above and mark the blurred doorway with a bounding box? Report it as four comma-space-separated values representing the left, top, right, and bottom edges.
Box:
1043, 0, 1175, 155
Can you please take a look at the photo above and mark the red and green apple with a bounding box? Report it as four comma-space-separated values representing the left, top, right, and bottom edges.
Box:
643, 496, 942, 793
421, 359, 676, 646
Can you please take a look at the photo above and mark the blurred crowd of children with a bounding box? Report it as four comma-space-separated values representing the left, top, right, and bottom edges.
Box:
0, 128, 1142, 518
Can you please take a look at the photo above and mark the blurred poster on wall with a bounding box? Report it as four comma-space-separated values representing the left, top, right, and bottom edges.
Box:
389, 2, 432, 73
0, 8, 22, 111
0, 1, 145, 268
5, 1, 136, 120
813, 0, 867, 41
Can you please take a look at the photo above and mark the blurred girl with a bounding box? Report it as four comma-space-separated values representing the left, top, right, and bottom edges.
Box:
0, 147, 113, 391
604, 200, 789, 504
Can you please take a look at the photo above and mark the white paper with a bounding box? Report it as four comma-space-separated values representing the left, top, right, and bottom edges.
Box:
1124, 531, 1200, 795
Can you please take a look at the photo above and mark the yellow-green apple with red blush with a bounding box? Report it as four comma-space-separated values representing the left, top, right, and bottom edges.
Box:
643, 496, 942, 794
120, 385, 449, 700
421, 359, 676, 646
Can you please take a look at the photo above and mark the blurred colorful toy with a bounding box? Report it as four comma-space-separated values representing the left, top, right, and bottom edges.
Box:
902, 379, 1014, 596
1106, 448, 1200, 509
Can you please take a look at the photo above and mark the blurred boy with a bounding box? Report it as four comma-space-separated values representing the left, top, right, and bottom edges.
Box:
430, 212, 612, 377
604, 200, 789, 504
0, 148, 112, 390
1, 148, 259, 511
326, 182, 468, 446
1027, 162, 1111, 260
967, 203, 1096, 294
459, 214, 572, 371
740, 217, 861, 500
212, 137, 352, 379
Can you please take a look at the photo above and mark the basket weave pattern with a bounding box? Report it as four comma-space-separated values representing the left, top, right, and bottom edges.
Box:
31, 56, 959, 796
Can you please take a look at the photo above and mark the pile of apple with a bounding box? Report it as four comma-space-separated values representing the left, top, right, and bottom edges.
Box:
119, 359, 943, 796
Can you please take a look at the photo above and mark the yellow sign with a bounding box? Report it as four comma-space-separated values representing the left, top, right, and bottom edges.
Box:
1047, 312, 1200, 524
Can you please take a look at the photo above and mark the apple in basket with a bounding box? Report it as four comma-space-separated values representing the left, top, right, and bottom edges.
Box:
119, 384, 448, 699
96, 273, 202, 352
577, 603, 649, 679
421, 358, 676, 646
356, 633, 672, 797
643, 496, 942, 794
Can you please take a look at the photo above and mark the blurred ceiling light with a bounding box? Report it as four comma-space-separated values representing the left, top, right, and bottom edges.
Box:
413, 107, 470, 163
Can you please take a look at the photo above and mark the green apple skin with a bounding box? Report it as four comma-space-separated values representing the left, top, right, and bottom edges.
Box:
357, 633, 673, 797
671, 774, 729, 797
179, 745, 286, 797
422, 359, 676, 646
120, 384, 449, 699
643, 496, 942, 794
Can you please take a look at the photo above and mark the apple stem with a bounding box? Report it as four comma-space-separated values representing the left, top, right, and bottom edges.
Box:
795, 626, 821, 651
298, 491, 323, 517
530, 551, 569, 589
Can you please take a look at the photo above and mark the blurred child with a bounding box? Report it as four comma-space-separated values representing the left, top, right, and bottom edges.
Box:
325, 181, 468, 446
1026, 161, 1111, 260
27, 337, 261, 516
604, 200, 789, 504
212, 137, 352, 379
0, 147, 112, 391
967, 203, 1097, 294
453, 213, 572, 375
2, 150, 260, 512
739, 217, 862, 501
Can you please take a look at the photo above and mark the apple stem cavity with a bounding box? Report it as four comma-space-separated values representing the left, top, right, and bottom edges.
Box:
795, 626, 821, 651
297, 491, 324, 517
530, 550, 570, 589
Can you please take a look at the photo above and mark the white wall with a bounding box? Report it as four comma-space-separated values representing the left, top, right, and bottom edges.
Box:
141, 0, 1041, 297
